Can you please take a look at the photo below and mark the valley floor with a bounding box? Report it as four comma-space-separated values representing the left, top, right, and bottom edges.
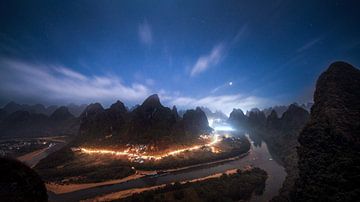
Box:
5, 134, 286, 202
35, 136, 250, 185
45, 153, 248, 195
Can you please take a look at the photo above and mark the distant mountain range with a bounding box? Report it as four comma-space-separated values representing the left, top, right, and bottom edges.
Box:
0, 102, 87, 138
229, 95, 310, 201
0, 97, 313, 140
0, 106, 80, 138
229, 103, 309, 137
0, 96, 214, 144
75, 94, 213, 149
261, 102, 313, 118
1, 102, 87, 117
198, 107, 228, 120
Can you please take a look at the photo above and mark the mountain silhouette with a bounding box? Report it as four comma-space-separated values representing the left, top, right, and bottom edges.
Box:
294, 61, 360, 201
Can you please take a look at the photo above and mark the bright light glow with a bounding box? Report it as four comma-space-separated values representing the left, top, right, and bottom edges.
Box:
213, 125, 235, 132
208, 118, 214, 128
208, 117, 236, 132
229, 81, 233, 86
75, 135, 221, 162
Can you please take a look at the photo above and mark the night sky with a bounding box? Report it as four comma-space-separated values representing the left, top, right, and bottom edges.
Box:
0, 0, 359, 114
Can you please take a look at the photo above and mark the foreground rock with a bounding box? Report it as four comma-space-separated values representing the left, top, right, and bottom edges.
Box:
294, 61, 360, 201
0, 158, 48, 202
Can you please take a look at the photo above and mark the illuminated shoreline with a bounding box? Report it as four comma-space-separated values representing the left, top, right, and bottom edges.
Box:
74, 135, 221, 161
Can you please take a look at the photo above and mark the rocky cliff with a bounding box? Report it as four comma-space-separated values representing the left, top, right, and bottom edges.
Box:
294, 61, 360, 201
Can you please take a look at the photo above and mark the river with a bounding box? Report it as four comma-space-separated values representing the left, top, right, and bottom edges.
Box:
48, 133, 286, 202
18, 142, 66, 168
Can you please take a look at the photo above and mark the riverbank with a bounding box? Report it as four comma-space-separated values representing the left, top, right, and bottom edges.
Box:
83, 169, 241, 202
111, 167, 267, 202
47, 172, 148, 194
17, 147, 50, 167
15, 137, 68, 168
46, 152, 249, 194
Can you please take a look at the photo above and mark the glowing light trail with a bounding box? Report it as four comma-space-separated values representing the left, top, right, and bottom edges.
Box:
76, 135, 221, 161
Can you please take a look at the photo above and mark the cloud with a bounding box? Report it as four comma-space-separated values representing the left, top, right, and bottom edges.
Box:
297, 37, 322, 52
0, 58, 150, 104
138, 20, 153, 46
190, 43, 224, 77
166, 94, 271, 116
134, 72, 155, 86
145, 78, 155, 86
189, 25, 247, 77
211, 81, 233, 93
55, 67, 87, 81
232, 24, 248, 44
0, 58, 273, 115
